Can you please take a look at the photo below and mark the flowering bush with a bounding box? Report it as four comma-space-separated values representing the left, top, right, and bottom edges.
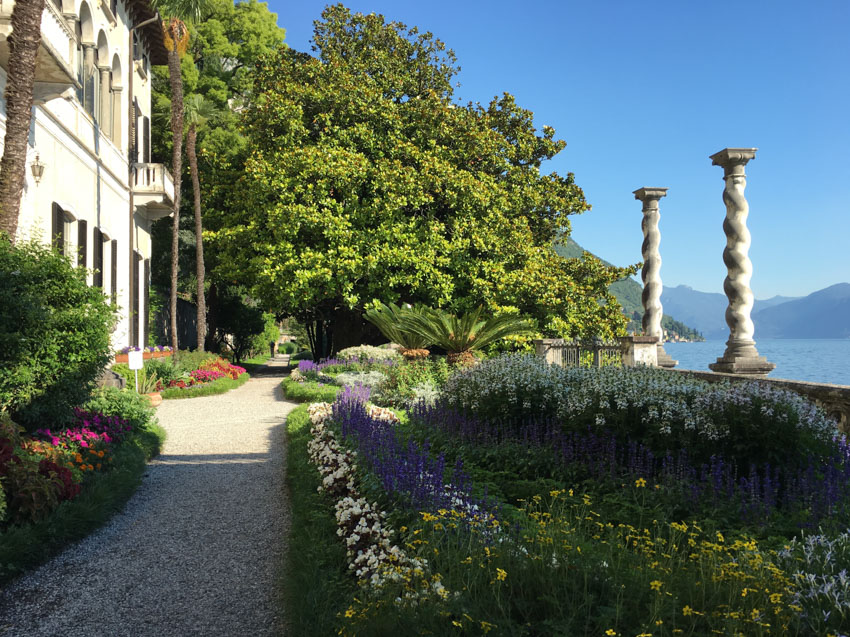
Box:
336, 345, 401, 364
332, 371, 387, 390
198, 357, 246, 380
190, 369, 227, 384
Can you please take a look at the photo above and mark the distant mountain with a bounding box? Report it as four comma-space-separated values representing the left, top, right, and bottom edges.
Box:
554, 238, 703, 341
753, 283, 850, 338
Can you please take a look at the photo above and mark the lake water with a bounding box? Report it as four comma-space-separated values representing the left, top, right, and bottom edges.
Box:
664, 339, 850, 386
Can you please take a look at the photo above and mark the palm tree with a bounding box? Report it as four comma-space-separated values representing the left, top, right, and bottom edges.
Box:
183, 93, 215, 350
0, 0, 46, 242
402, 306, 535, 367
152, 0, 208, 350
364, 302, 432, 360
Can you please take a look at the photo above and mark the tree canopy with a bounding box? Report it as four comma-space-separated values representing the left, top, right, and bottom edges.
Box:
206, 4, 636, 356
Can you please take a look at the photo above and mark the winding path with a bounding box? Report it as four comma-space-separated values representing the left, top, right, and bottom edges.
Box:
0, 358, 295, 637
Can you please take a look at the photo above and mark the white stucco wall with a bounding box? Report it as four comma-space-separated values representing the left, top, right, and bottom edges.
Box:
1, 0, 164, 351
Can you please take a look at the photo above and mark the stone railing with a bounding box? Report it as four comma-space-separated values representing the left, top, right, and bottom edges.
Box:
667, 368, 850, 434
534, 336, 658, 368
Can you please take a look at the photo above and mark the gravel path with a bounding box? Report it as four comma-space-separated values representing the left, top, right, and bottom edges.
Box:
0, 358, 296, 637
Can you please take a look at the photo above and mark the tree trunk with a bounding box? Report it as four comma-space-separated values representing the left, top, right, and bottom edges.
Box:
187, 123, 205, 350
0, 0, 45, 242
166, 23, 184, 351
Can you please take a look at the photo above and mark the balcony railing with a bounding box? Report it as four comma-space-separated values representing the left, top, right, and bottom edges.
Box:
132, 163, 175, 219
0, 0, 77, 102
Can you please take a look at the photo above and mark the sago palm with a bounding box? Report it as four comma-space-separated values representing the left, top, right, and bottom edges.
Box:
364, 303, 432, 359
401, 306, 535, 366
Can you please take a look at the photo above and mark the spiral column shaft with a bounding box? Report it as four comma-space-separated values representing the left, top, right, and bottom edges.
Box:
634, 187, 676, 368
708, 148, 775, 376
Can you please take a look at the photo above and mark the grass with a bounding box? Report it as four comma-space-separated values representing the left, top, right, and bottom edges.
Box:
160, 372, 251, 400
282, 405, 355, 635
0, 424, 166, 586
281, 377, 341, 403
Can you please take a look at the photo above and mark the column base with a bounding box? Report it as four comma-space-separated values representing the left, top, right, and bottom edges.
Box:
656, 344, 678, 368
709, 355, 775, 376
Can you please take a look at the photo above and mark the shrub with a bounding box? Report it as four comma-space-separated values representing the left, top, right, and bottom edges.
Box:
0, 480, 5, 523
336, 345, 401, 363
172, 350, 217, 374
249, 312, 280, 358
0, 239, 116, 429
373, 358, 449, 408
332, 371, 387, 389
82, 387, 156, 434
280, 342, 299, 354
291, 350, 314, 361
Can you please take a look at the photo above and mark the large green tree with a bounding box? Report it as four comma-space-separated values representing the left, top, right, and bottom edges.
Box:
208, 4, 635, 358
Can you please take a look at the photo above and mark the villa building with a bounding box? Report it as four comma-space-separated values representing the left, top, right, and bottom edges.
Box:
0, 0, 173, 348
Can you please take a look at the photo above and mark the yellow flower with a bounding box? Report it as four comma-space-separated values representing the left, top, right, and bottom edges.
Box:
495, 568, 507, 581
344, 609, 354, 618
770, 593, 782, 604
635, 477, 647, 488
650, 580, 663, 591
682, 605, 693, 617
655, 620, 663, 626
605, 630, 617, 636
421, 512, 438, 522
480, 621, 495, 633
452, 620, 462, 628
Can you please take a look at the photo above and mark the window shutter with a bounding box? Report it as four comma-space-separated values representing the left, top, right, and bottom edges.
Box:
144, 258, 151, 346
132, 252, 141, 348
52, 203, 64, 253
143, 116, 150, 163
93, 227, 103, 287
111, 240, 118, 304
77, 219, 88, 270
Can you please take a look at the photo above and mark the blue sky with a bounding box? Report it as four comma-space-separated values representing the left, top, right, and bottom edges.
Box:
266, 0, 850, 299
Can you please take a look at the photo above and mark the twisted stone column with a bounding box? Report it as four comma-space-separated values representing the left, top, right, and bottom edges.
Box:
633, 187, 676, 368
708, 148, 775, 376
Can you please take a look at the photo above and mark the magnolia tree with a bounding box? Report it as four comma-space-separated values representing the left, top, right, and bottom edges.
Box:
207, 4, 636, 359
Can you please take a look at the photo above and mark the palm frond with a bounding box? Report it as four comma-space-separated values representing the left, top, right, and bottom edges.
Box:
402, 306, 534, 355
364, 302, 431, 350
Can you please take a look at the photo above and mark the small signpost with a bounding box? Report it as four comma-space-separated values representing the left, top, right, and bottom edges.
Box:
128, 350, 144, 392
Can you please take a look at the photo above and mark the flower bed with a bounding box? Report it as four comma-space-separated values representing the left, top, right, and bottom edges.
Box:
286, 350, 850, 635
114, 346, 173, 363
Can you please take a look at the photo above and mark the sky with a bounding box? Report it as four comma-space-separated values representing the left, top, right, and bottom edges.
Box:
265, 0, 850, 299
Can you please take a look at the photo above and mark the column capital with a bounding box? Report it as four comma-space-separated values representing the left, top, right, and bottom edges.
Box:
633, 187, 668, 203
710, 148, 757, 176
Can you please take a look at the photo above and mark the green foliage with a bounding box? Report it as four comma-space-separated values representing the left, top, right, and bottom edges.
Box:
248, 312, 280, 359
281, 378, 340, 403
372, 358, 449, 409
83, 387, 157, 434
172, 349, 218, 373
363, 303, 431, 350
0, 239, 116, 429
209, 286, 267, 363
291, 350, 314, 361
283, 404, 355, 634
280, 341, 299, 355
207, 5, 635, 351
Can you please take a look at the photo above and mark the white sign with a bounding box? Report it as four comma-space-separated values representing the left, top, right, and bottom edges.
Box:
127, 350, 144, 370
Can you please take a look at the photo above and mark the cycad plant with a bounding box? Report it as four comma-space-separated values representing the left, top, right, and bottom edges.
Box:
402, 306, 535, 367
364, 303, 432, 360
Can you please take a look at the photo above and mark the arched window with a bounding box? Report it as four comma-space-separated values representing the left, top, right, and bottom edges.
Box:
76, 3, 96, 118
111, 54, 123, 146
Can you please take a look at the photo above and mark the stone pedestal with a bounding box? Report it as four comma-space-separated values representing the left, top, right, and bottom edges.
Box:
619, 335, 659, 367
633, 187, 677, 368
707, 148, 775, 377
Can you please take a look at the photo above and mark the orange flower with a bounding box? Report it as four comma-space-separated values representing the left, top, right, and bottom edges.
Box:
87, 464, 94, 471
75, 453, 83, 463
98, 450, 105, 458
80, 464, 87, 471
96, 463, 102, 470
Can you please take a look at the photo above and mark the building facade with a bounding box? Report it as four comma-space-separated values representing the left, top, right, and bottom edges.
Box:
0, 0, 173, 349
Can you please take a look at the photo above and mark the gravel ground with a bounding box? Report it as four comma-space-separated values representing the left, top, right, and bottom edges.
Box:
0, 358, 296, 637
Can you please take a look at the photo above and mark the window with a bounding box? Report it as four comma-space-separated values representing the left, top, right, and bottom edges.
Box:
77, 219, 88, 270
110, 239, 118, 305
51, 203, 72, 259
